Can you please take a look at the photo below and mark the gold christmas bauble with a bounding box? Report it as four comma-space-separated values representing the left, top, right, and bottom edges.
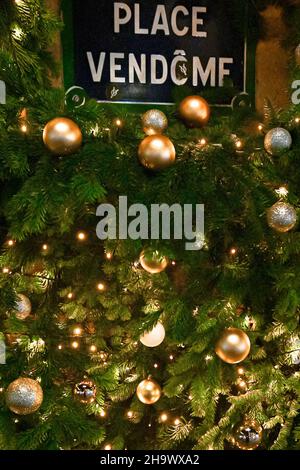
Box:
138, 135, 176, 170
6, 378, 43, 415
136, 378, 161, 405
179, 95, 210, 128
142, 109, 168, 135
140, 322, 165, 347
233, 419, 263, 450
267, 201, 297, 233
74, 380, 97, 404
14, 294, 31, 320
139, 249, 168, 274
215, 328, 251, 364
43, 117, 82, 155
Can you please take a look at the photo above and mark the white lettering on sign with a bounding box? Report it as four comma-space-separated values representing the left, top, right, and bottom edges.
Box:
87, 51, 234, 88
114, 2, 207, 37
88, 2, 237, 94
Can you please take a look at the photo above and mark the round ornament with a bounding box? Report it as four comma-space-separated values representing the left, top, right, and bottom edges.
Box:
215, 328, 251, 364
139, 250, 168, 274
138, 135, 176, 170
43, 117, 82, 156
264, 127, 292, 156
14, 294, 31, 320
267, 202, 297, 233
142, 110, 168, 135
6, 378, 43, 415
140, 322, 166, 347
136, 378, 161, 405
233, 419, 263, 450
74, 380, 97, 404
179, 95, 210, 128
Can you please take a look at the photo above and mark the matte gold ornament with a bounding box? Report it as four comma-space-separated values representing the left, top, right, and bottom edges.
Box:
74, 380, 97, 404
43, 117, 82, 155
6, 378, 43, 415
138, 135, 176, 170
215, 328, 251, 364
139, 249, 168, 274
267, 202, 297, 233
136, 378, 161, 405
233, 419, 263, 450
14, 294, 31, 320
140, 322, 165, 347
142, 109, 168, 135
264, 127, 292, 156
179, 95, 210, 128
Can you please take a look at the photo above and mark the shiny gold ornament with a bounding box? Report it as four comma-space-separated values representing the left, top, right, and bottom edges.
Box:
267, 202, 297, 233
215, 328, 251, 364
43, 117, 82, 155
136, 377, 161, 405
74, 380, 97, 404
6, 378, 43, 415
179, 95, 210, 128
139, 249, 168, 274
14, 294, 31, 320
140, 322, 165, 347
138, 135, 176, 170
142, 109, 168, 135
233, 419, 263, 450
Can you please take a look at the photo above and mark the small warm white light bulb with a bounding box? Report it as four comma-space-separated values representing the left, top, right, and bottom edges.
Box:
77, 231, 87, 241
258, 124, 263, 131
115, 118, 123, 127
153, 363, 159, 369
237, 367, 245, 375
295, 117, 300, 124
171, 260, 176, 266
188, 395, 193, 400
73, 326, 82, 336
100, 410, 106, 417
71, 341, 79, 349
230, 247, 237, 255
106, 252, 113, 260
7, 240, 15, 247
127, 411, 133, 418
97, 282, 105, 291
67, 292, 74, 299
238, 380, 247, 389
58, 344, 63, 350
42, 244, 48, 251
169, 355, 174, 361
104, 444, 112, 451
174, 418, 181, 426
235, 140, 242, 149
20, 124, 27, 133
90, 345, 97, 353
199, 138, 207, 146
2, 267, 10, 274
160, 413, 168, 422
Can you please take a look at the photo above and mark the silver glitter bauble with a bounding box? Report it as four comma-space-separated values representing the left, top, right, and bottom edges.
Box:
74, 380, 97, 404
14, 294, 31, 320
264, 128, 292, 156
142, 110, 168, 135
6, 378, 43, 415
267, 202, 297, 233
